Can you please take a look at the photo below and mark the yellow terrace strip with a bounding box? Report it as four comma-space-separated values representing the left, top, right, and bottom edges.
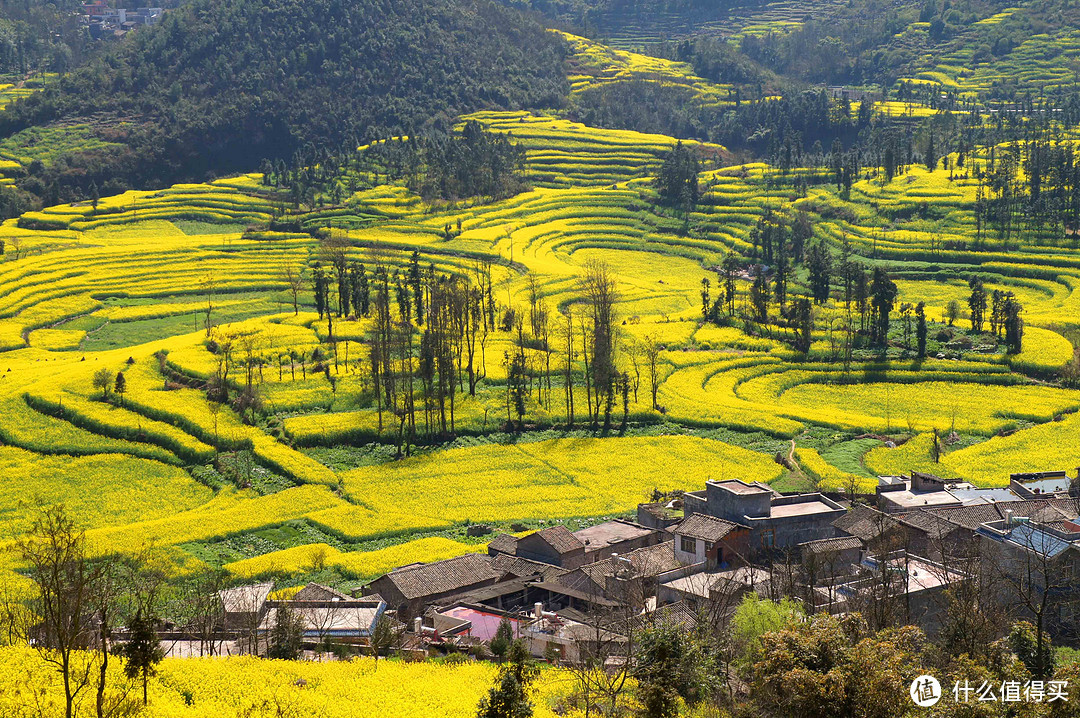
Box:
224, 536, 487, 580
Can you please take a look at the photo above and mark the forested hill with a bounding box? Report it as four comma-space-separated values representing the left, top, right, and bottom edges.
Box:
0, 0, 568, 196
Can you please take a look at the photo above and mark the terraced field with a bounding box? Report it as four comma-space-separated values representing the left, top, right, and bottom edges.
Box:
0, 88, 1077, 594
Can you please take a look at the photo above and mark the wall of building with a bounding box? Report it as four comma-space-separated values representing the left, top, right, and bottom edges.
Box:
705, 482, 771, 522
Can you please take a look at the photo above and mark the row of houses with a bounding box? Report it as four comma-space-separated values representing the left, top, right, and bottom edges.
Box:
82, 3, 163, 38
217, 469, 1079, 660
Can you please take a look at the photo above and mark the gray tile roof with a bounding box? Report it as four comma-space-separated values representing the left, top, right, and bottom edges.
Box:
531, 525, 584, 554
489, 553, 567, 581
675, 513, 742, 542
799, 536, 863, 555
487, 533, 519, 554
381, 553, 498, 600
833, 505, 901, 541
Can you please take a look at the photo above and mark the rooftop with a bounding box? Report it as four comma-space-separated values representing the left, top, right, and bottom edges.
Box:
219, 582, 272, 613
799, 535, 863, 555
261, 603, 383, 637
292, 582, 352, 601
437, 606, 526, 642
527, 525, 584, 555
379, 553, 499, 600
769, 499, 842, 518
710, 479, 775, 495
675, 513, 743, 542
878, 490, 962, 510
487, 533, 519, 554
1018, 477, 1072, 494
574, 519, 654, 548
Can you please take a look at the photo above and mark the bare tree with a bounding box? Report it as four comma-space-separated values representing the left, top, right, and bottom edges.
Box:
582, 260, 620, 427
644, 334, 661, 411
986, 522, 1078, 675
369, 614, 404, 667
281, 258, 306, 315
201, 272, 216, 337
16, 505, 101, 718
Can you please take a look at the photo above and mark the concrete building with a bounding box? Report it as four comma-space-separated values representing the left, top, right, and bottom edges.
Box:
1010, 471, 1077, 500
876, 472, 1023, 513
977, 515, 1080, 636
261, 595, 386, 641
219, 582, 273, 631
811, 552, 965, 633
684, 478, 845, 550
657, 565, 768, 613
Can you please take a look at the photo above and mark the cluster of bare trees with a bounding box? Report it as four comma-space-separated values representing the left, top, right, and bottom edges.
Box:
212, 233, 667, 442
0, 505, 176, 718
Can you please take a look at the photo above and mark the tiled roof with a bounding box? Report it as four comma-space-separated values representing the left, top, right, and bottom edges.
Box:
381, 553, 498, 600
923, 503, 1007, 530
637, 601, 699, 632
576, 544, 680, 584
799, 536, 863, 555
219, 582, 272, 613
532, 525, 584, 554
556, 543, 680, 597
897, 510, 961, 537
833, 505, 900, 541
921, 497, 1069, 531
675, 513, 741, 542
487, 533, 519, 554
490, 553, 567, 581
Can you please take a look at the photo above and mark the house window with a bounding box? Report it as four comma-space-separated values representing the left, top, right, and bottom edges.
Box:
680, 536, 696, 554
761, 529, 775, 548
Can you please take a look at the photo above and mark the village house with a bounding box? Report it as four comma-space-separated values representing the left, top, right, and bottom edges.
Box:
573, 519, 662, 563
657, 565, 769, 614
876, 471, 1023, 513
809, 552, 966, 632
977, 514, 1080, 635
219, 582, 273, 632
671, 513, 749, 568
488, 525, 585, 568
683, 478, 845, 550
260, 583, 386, 643
365, 553, 501, 621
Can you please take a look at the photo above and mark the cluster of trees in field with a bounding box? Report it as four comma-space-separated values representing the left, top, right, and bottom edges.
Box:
263, 121, 529, 205
0, 0, 567, 204
695, 205, 1025, 359
204, 236, 644, 452
1, 506, 173, 717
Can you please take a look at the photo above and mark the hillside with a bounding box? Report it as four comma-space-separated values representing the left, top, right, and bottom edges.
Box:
0, 0, 568, 201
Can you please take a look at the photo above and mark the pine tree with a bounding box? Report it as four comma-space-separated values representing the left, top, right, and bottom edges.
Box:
916, 302, 927, 358
968, 276, 987, 333
120, 610, 164, 706
114, 371, 126, 406
476, 641, 538, 718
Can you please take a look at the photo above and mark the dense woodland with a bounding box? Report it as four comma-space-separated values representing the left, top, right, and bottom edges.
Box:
0, 0, 568, 202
